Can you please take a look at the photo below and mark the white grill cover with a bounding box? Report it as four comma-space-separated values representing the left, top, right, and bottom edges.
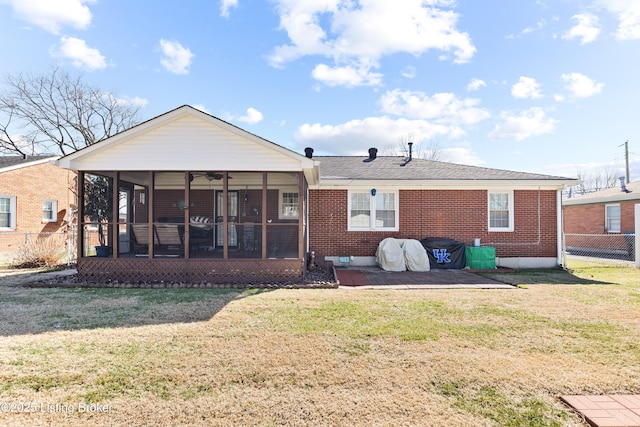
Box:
376, 238, 406, 271
376, 238, 430, 272
403, 239, 430, 272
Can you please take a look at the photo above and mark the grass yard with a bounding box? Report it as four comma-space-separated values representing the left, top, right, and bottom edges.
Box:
0, 260, 639, 426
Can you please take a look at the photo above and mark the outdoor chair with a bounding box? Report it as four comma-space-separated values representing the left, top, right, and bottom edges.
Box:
131, 224, 157, 255
154, 223, 185, 256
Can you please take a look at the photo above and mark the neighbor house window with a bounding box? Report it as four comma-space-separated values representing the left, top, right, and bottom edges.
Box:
43, 199, 57, 222
279, 191, 299, 219
348, 190, 398, 231
0, 195, 17, 230
488, 191, 514, 232
605, 204, 621, 233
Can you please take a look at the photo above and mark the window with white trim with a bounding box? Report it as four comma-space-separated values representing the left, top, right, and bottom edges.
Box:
43, 199, 57, 222
605, 204, 621, 233
279, 191, 299, 219
348, 190, 398, 231
488, 191, 514, 232
0, 195, 16, 230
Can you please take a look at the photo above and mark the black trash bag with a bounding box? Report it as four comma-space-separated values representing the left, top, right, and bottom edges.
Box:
420, 238, 466, 269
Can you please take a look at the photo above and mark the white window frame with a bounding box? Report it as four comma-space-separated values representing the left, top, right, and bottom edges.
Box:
43, 199, 57, 223
488, 190, 514, 232
278, 189, 299, 220
0, 195, 17, 230
605, 203, 621, 233
348, 189, 399, 231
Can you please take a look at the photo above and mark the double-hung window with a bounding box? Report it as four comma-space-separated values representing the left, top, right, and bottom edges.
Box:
279, 191, 299, 219
0, 195, 16, 230
488, 191, 514, 232
348, 190, 398, 231
605, 204, 621, 233
43, 199, 57, 222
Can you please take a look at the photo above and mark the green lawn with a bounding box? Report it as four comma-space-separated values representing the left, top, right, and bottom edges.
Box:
0, 260, 638, 426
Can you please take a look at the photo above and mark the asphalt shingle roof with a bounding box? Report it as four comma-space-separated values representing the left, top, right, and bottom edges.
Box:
0, 155, 58, 170
316, 156, 575, 181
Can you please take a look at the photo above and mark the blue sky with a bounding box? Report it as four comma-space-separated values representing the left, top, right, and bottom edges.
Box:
1, 0, 639, 180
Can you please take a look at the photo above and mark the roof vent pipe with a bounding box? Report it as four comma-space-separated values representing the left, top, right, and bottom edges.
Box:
401, 142, 413, 167
620, 176, 632, 193
368, 147, 377, 160
304, 147, 314, 159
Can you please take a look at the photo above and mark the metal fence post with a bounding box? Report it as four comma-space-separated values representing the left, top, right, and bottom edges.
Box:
635, 204, 640, 268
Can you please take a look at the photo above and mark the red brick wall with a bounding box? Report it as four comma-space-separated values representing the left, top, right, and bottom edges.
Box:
564, 201, 639, 234
308, 189, 558, 259
0, 162, 77, 254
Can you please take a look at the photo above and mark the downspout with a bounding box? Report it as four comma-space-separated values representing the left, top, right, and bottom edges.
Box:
557, 189, 564, 267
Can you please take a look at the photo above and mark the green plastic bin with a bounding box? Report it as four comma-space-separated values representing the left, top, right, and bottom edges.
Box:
465, 246, 496, 270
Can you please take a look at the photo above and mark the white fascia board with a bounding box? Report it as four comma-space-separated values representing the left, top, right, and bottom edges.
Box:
0, 156, 60, 173
563, 193, 640, 206
309, 179, 574, 191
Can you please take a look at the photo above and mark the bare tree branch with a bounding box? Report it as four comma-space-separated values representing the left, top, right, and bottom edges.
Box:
0, 67, 143, 156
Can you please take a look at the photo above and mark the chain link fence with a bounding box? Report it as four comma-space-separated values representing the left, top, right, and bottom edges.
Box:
564, 233, 635, 263
0, 231, 76, 266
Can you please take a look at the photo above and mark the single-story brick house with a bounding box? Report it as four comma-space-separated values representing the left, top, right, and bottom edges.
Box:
0, 155, 76, 261
55, 105, 577, 283
563, 180, 640, 234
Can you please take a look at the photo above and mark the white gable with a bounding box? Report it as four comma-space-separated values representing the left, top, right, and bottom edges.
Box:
57, 106, 313, 173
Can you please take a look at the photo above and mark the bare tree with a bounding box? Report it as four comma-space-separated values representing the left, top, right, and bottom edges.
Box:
383, 135, 447, 162
567, 167, 620, 197
0, 68, 143, 156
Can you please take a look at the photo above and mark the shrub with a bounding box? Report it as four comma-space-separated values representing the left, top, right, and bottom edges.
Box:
11, 234, 67, 268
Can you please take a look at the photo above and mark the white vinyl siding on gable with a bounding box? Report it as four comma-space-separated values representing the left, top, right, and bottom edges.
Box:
0, 195, 16, 230
605, 204, 621, 233
348, 190, 398, 231
488, 191, 514, 232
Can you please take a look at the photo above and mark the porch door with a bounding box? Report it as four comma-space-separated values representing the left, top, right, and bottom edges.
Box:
216, 191, 239, 247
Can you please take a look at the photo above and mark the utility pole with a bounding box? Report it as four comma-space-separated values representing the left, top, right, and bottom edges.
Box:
625, 140, 630, 184
620, 140, 630, 183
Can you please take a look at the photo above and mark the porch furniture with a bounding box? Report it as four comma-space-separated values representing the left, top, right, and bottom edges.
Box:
154, 223, 185, 256
131, 224, 157, 255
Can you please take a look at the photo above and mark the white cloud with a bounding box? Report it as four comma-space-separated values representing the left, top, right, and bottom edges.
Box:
511, 76, 543, 99
268, 0, 475, 87
220, 0, 238, 18
159, 39, 194, 75
562, 13, 601, 44
237, 107, 264, 124
112, 95, 148, 108
488, 107, 557, 141
379, 89, 490, 125
467, 78, 486, 92
295, 116, 461, 155
401, 66, 416, 79
223, 107, 264, 125
50, 36, 106, 71
6, 0, 95, 34
560, 72, 604, 98
599, 0, 640, 40
311, 63, 383, 87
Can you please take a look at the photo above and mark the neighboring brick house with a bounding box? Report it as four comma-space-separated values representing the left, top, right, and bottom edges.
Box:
0, 155, 77, 261
55, 105, 577, 284
563, 180, 640, 234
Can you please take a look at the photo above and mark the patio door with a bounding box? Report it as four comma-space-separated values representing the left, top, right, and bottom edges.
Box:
216, 190, 238, 247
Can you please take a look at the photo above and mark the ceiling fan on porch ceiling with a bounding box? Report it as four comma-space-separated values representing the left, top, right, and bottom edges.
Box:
189, 172, 231, 181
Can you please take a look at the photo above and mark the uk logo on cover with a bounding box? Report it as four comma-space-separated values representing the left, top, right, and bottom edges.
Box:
433, 249, 451, 264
